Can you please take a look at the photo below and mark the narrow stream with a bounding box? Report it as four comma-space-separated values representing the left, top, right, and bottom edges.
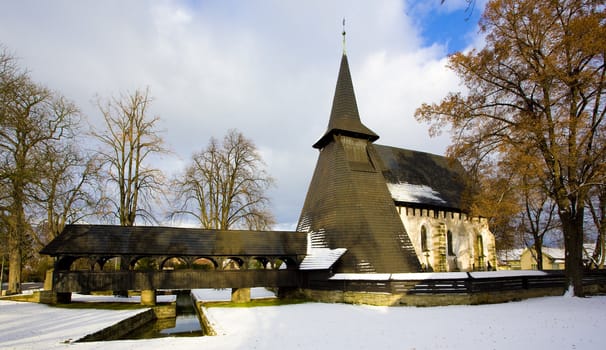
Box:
118, 291, 204, 339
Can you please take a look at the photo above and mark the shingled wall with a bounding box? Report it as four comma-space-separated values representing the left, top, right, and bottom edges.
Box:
298, 134, 421, 273
297, 52, 421, 273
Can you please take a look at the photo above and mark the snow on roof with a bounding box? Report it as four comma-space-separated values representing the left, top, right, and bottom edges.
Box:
468, 270, 549, 278
498, 248, 525, 261
517, 245, 596, 261
541, 247, 565, 260
330, 273, 392, 281
299, 248, 347, 270
386, 183, 446, 205
330, 271, 555, 281
374, 144, 467, 210
391, 272, 469, 280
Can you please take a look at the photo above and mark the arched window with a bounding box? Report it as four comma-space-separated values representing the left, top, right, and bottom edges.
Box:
101, 257, 121, 271
132, 257, 159, 271
69, 257, 94, 271
476, 235, 485, 270
421, 226, 428, 252
477, 235, 484, 254
161, 257, 188, 270
192, 257, 217, 270
447, 230, 454, 256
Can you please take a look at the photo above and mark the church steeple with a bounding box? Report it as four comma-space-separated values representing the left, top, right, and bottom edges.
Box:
313, 52, 379, 149
298, 39, 421, 274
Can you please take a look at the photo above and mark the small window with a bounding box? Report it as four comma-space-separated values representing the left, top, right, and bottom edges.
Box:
447, 230, 454, 256
421, 226, 428, 252
477, 235, 484, 253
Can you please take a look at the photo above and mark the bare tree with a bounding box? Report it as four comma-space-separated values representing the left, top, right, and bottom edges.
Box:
93, 88, 167, 226
172, 129, 275, 230
33, 142, 104, 244
0, 48, 79, 294
519, 183, 560, 270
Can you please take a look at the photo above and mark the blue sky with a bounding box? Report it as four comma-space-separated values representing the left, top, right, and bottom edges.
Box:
0, 0, 487, 228
417, 2, 483, 53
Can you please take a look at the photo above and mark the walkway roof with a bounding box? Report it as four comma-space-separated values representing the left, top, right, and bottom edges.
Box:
41, 224, 308, 257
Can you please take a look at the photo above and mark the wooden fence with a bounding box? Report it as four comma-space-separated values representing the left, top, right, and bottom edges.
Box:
305, 270, 606, 295
52, 269, 606, 296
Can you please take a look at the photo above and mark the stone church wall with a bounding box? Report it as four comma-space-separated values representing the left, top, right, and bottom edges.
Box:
396, 206, 497, 272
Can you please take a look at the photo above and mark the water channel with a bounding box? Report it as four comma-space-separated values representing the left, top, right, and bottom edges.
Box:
118, 292, 204, 340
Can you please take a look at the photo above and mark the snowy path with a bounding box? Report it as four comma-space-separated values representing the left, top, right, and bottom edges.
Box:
1, 293, 604, 349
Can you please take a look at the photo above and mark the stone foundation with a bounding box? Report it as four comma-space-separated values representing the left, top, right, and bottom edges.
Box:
286, 287, 566, 307
195, 302, 218, 336
1, 291, 70, 304
152, 303, 176, 319
76, 309, 155, 342
140, 289, 157, 306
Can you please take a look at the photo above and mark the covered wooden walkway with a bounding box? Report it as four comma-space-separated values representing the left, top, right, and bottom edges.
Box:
41, 224, 309, 303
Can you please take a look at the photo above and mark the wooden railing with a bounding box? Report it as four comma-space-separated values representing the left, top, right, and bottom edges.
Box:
305, 270, 606, 295
53, 269, 300, 293
52, 269, 606, 296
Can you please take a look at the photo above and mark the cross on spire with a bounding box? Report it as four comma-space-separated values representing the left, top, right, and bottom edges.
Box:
342, 18, 347, 54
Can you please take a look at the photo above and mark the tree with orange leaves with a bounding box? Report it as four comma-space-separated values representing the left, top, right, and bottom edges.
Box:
416, 0, 605, 296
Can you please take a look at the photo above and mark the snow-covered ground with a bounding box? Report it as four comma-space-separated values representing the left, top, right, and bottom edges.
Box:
1, 290, 604, 349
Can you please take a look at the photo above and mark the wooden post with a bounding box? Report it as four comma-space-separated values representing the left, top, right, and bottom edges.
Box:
44, 269, 54, 291
141, 289, 157, 306
231, 288, 251, 303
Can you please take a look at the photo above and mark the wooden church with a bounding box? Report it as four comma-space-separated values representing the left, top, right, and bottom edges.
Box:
297, 50, 497, 273
41, 39, 498, 305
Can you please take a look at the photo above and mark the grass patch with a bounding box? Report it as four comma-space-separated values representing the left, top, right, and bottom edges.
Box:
203, 297, 308, 308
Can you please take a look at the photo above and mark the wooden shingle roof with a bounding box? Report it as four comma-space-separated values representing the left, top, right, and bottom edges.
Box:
374, 145, 470, 211
297, 137, 421, 273
313, 54, 378, 149
41, 224, 307, 257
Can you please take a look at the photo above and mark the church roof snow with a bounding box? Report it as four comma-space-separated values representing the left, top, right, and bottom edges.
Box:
374, 144, 470, 211
299, 247, 347, 270
386, 183, 447, 205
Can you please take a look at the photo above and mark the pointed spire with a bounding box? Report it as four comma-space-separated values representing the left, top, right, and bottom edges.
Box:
313, 44, 379, 149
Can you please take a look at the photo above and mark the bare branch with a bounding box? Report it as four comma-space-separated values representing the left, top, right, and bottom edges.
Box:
170, 129, 275, 230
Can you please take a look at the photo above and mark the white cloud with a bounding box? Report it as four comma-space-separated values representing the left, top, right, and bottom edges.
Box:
355, 45, 456, 153
0, 0, 485, 227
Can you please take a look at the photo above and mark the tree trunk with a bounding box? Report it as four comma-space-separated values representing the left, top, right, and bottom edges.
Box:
7, 233, 22, 295
533, 236, 544, 270
590, 189, 606, 269
7, 186, 26, 295
592, 232, 605, 269
561, 212, 585, 296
